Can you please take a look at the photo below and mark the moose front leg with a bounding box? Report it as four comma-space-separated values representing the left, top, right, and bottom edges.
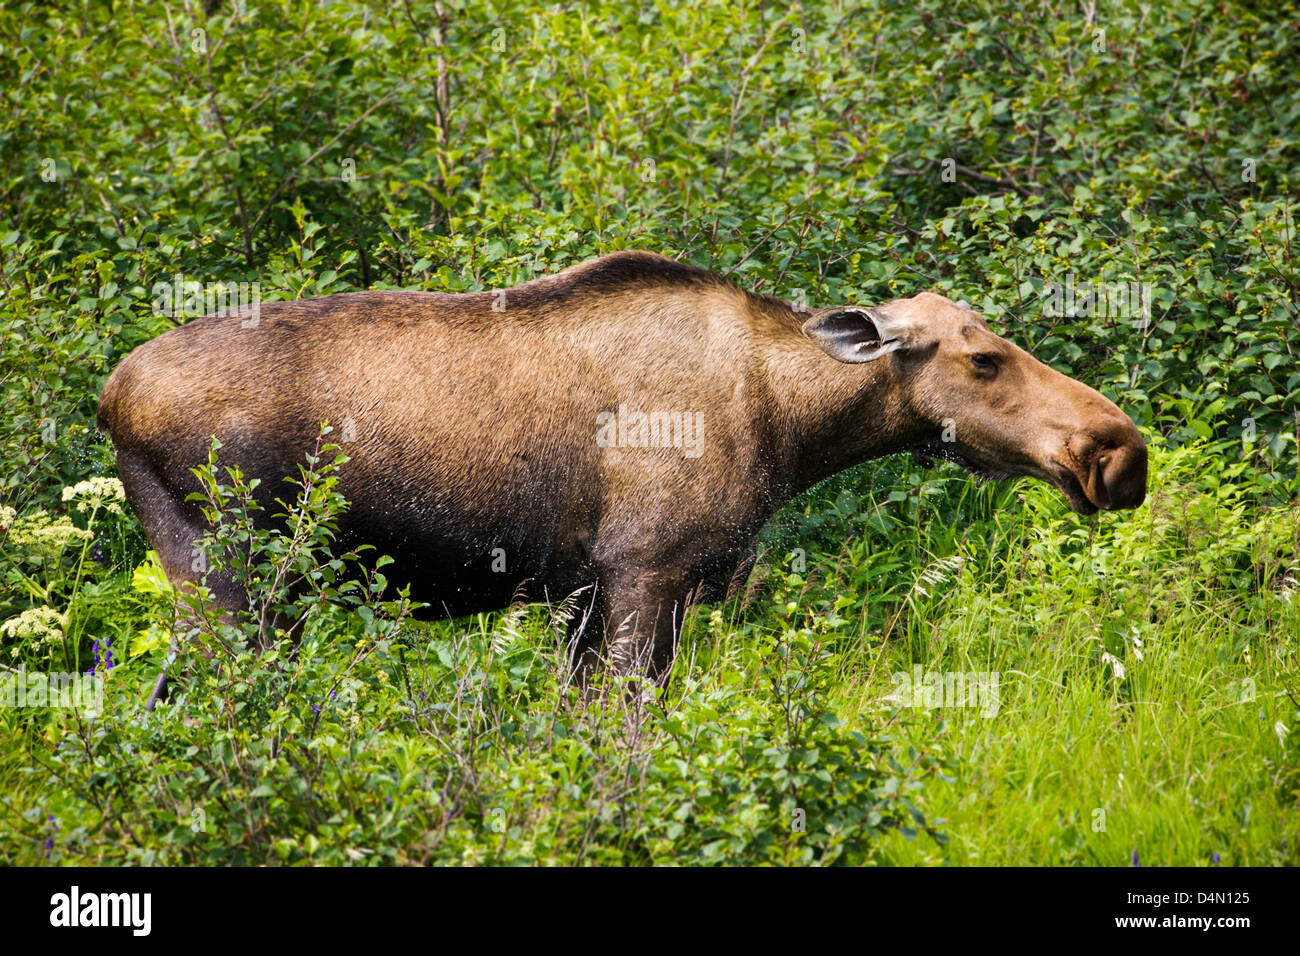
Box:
594, 566, 692, 683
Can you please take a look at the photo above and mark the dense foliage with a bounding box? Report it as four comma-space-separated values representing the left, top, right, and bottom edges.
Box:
1, 0, 1296, 864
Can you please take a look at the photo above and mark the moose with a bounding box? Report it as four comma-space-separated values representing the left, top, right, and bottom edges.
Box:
98, 250, 1147, 688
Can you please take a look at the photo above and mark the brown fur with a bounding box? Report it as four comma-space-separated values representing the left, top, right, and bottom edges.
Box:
98, 250, 1147, 679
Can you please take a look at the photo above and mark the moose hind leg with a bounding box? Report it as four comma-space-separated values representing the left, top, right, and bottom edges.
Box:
116, 451, 249, 710
116, 450, 247, 616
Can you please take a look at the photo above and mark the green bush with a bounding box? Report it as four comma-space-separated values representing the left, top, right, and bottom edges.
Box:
2, 0, 1296, 509
1, 0, 1296, 865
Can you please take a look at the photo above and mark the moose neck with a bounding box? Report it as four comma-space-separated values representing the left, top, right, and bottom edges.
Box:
759, 318, 915, 498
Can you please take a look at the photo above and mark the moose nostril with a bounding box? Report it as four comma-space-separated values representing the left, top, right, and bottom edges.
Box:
1099, 438, 1148, 509
1091, 455, 1112, 509
1059, 413, 1147, 512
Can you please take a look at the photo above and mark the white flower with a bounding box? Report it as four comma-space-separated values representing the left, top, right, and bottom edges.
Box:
60, 477, 126, 515
1100, 651, 1126, 682
1, 606, 69, 648
1128, 627, 1144, 662
4, 510, 93, 556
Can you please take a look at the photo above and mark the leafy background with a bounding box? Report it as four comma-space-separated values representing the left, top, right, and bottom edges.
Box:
0, 0, 1296, 865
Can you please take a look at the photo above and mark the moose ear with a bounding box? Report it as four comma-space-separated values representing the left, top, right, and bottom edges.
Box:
801, 306, 912, 364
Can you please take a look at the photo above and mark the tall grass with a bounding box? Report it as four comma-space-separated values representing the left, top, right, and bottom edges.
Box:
1, 436, 1294, 864
748, 436, 1298, 865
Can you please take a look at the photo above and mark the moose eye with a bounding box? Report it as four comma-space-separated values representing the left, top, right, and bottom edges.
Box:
971, 353, 998, 373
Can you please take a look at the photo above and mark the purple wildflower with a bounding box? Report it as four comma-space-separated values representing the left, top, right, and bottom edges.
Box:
44, 816, 58, 858
91, 637, 114, 675
87, 638, 115, 676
